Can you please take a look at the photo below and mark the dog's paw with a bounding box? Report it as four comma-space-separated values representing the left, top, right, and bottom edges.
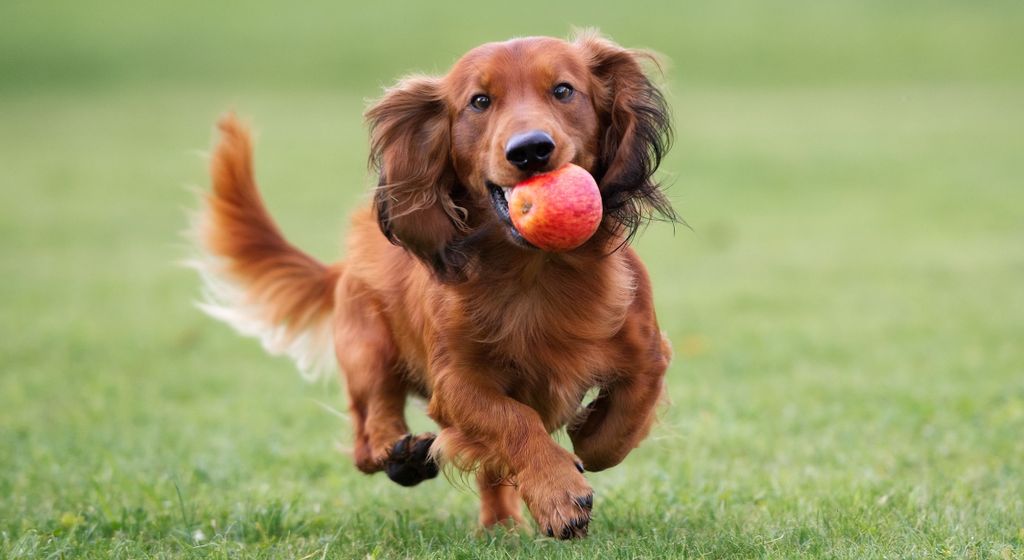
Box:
540, 493, 593, 540
384, 433, 439, 487
518, 457, 594, 539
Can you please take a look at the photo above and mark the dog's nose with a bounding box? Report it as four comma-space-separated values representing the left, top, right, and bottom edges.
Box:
505, 130, 555, 172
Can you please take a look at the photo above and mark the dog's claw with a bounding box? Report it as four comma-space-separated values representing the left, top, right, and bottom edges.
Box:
384, 433, 439, 487
553, 515, 590, 540
539, 493, 594, 539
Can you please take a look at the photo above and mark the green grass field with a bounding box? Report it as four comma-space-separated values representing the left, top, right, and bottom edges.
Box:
2, 1, 1023, 558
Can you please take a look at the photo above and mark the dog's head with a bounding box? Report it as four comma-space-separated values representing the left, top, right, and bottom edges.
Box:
367, 30, 674, 282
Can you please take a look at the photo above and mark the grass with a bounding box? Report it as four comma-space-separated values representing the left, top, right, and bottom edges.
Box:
1, 0, 1023, 558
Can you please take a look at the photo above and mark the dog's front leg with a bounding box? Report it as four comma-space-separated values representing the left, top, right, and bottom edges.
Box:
428, 372, 593, 539
568, 367, 666, 472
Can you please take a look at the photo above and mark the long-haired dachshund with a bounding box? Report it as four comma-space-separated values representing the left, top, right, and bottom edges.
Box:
192, 30, 674, 539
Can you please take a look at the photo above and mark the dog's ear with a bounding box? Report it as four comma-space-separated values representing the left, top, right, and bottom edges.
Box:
366, 76, 469, 282
575, 31, 677, 239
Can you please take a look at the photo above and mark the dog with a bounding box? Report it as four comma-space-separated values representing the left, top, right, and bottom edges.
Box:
191, 30, 674, 539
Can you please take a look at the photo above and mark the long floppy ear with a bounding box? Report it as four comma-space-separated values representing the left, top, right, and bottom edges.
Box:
575, 31, 678, 239
366, 76, 469, 282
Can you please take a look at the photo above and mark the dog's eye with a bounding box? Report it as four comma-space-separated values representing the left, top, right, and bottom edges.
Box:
553, 83, 574, 101
469, 94, 491, 111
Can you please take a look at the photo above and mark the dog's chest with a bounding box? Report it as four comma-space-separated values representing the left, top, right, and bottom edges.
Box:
501, 337, 605, 430
470, 281, 630, 429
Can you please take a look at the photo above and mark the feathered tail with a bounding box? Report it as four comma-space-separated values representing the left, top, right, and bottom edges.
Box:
187, 114, 342, 380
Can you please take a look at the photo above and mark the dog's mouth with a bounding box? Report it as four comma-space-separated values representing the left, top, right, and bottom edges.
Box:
487, 181, 537, 249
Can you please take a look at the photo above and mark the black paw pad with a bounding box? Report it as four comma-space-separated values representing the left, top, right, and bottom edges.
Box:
385, 434, 439, 487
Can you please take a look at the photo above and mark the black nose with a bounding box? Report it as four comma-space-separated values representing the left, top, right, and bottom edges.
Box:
505, 130, 555, 172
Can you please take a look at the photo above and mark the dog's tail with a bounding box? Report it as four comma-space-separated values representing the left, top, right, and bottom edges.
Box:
188, 113, 342, 381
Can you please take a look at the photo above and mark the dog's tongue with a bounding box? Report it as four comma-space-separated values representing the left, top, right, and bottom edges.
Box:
508, 164, 602, 252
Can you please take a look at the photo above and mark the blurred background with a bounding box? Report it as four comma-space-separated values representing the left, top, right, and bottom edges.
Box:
1, 1, 1022, 557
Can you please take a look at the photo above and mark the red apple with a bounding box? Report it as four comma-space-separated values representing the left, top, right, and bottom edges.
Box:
508, 163, 603, 252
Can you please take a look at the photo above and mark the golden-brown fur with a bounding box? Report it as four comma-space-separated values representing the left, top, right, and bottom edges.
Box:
194, 30, 674, 540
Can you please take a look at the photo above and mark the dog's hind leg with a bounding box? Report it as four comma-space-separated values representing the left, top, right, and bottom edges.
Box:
477, 467, 522, 529
333, 274, 437, 485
